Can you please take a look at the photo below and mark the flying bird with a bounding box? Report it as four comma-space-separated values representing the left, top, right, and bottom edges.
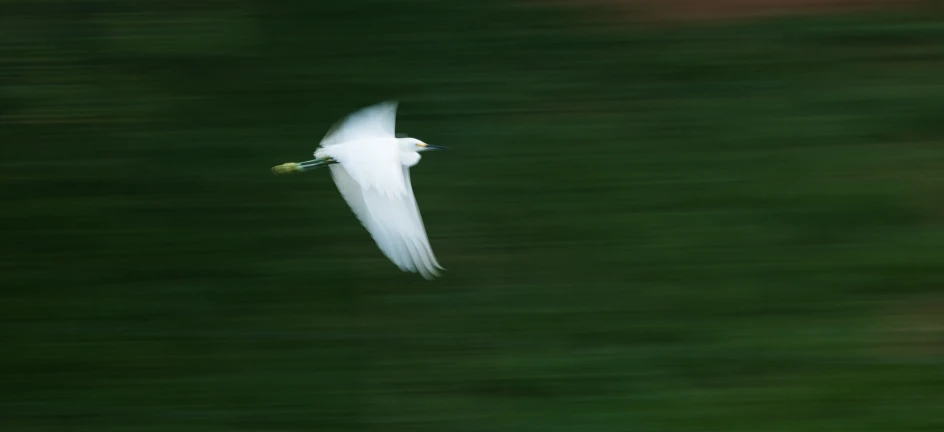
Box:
272, 101, 447, 279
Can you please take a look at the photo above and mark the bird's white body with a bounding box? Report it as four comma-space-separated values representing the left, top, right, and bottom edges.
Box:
304, 101, 445, 279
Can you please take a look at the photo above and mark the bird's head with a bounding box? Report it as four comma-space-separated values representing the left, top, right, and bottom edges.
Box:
400, 137, 448, 153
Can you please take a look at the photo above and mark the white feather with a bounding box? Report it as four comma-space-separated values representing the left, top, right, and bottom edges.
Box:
315, 101, 443, 279
319, 101, 398, 148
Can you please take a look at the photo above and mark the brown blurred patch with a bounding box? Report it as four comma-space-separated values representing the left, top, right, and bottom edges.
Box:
869, 295, 944, 359
537, 0, 928, 23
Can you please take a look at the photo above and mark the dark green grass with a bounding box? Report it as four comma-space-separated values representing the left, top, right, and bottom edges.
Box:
2, 1, 944, 430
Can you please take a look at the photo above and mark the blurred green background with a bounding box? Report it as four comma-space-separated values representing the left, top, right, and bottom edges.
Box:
2, 0, 944, 430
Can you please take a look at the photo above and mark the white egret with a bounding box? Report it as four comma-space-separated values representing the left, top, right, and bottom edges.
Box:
272, 101, 447, 279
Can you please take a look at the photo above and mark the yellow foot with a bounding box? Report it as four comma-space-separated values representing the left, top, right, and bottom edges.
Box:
271, 162, 301, 175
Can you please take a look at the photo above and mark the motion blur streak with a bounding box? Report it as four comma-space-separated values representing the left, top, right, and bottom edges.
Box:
2, 0, 943, 431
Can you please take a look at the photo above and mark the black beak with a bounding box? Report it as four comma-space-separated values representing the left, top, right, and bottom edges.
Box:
425, 144, 448, 151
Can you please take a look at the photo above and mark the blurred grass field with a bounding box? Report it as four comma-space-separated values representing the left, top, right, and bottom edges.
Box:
2, 1, 944, 430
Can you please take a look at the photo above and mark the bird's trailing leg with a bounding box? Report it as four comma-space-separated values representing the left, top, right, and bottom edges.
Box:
271, 157, 336, 175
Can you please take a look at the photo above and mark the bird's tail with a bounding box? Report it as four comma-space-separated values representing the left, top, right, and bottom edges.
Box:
271, 157, 335, 175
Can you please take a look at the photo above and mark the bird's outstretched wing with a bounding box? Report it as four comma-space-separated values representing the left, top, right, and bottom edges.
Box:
320, 101, 398, 148
327, 152, 443, 279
